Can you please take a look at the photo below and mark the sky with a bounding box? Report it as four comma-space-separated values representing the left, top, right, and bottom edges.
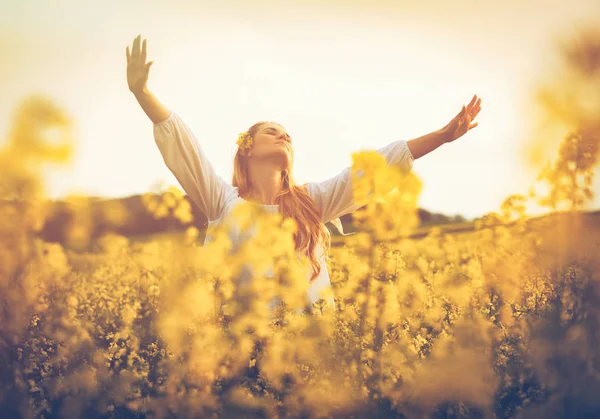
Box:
1, 0, 599, 219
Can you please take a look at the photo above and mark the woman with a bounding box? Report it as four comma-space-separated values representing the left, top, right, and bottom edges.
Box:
126, 35, 482, 314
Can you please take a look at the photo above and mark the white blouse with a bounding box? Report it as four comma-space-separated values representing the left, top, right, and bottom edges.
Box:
153, 111, 415, 314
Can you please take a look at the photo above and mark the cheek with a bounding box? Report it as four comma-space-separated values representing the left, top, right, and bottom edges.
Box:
254, 143, 273, 155
252, 138, 270, 152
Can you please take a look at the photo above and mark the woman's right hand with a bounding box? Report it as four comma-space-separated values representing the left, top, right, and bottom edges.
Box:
126, 34, 153, 95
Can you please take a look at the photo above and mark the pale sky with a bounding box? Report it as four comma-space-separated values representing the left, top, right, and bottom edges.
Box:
1, 0, 599, 219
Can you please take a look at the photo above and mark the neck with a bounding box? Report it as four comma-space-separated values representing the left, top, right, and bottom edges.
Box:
246, 160, 285, 205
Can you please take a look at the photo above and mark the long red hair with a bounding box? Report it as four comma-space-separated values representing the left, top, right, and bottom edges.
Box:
232, 122, 331, 282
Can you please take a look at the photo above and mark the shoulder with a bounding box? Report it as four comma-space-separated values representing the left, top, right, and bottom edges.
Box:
298, 183, 315, 198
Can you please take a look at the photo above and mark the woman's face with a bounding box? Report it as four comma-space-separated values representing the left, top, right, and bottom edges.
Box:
248, 122, 293, 169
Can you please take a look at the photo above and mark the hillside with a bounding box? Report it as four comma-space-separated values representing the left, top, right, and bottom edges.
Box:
5, 194, 469, 245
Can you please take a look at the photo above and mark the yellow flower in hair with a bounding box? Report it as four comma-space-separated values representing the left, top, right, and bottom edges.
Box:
236, 131, 253, 151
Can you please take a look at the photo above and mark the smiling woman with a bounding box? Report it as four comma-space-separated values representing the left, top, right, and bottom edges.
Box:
126, 33, 481, 314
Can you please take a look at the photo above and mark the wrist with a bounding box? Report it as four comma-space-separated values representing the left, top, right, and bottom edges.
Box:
132, 86, 150, 99
438, 126, 452, 144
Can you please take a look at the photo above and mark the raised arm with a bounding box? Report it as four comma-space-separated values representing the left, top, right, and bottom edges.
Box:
307, 94, 483, 223
126, 34, 170, 124
127, 35, 233, 222
407, 94, 482, 159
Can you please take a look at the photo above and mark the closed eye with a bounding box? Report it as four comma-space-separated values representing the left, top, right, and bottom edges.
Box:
265, 128, 291, 141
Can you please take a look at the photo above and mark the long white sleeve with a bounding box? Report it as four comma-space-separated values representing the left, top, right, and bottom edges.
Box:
306, 139, 414, 224
153, 111, 234, 222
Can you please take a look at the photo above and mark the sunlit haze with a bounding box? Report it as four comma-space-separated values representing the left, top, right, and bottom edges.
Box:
1, 0, 599, 219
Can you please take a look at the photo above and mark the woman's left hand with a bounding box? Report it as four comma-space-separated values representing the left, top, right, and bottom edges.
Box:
442, 94, 482, 143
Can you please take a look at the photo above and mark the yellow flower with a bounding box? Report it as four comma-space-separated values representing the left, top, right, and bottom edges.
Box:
350, 150, 422, 240
236, 131, 253, 151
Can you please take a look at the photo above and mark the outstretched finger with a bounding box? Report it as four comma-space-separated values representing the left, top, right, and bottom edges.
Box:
476, 105, 482, 117
132, 34, 141, 59
141, 39, 147, 64
467, 94, 478, 109
466, 96, 478, 116
468, 122, 479, 130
